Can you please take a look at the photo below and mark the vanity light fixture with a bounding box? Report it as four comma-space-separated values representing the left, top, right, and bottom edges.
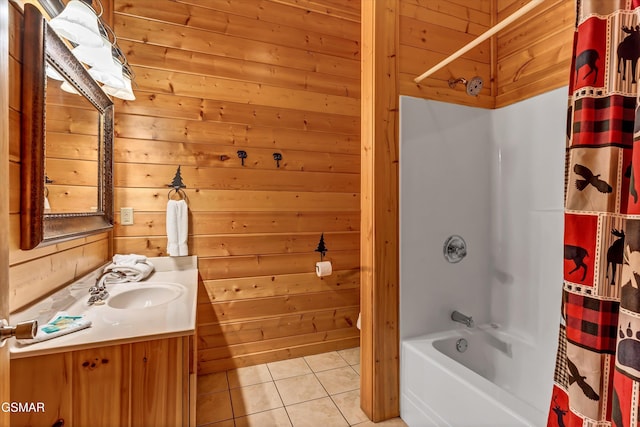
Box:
47, 0, 136, 101
48, 0, 103, 47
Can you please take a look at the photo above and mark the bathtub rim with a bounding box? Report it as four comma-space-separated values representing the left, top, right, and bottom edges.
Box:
401, 326, 547, 426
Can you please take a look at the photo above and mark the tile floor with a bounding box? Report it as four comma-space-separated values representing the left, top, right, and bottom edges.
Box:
196, 347, 408, 427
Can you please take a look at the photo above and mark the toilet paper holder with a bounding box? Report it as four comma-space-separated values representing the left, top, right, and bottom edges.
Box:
314, 233, 332, 277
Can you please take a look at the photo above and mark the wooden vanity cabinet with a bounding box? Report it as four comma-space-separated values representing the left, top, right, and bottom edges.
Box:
10, 335, 196, 427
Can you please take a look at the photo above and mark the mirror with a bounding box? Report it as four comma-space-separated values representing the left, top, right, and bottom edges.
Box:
21, 4, 114, 249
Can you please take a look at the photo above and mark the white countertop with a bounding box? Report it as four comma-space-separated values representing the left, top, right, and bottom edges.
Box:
9, 256, 198, 359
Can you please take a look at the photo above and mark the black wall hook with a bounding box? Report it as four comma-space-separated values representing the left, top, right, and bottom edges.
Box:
273, 152, 282, 168
237, 150, 247, 166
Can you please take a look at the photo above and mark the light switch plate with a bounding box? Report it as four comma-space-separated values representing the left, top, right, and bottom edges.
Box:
120, 207, 134, 225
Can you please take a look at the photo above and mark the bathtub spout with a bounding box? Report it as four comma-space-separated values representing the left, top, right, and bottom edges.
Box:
451, 310, 474, 328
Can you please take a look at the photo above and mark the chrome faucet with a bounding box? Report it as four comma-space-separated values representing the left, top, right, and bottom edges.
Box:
451, 310, 474, 328
87, 271, 125, 305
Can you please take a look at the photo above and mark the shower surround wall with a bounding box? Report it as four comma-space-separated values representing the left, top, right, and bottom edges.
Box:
400, 97, 492, 339
400, 87, 566, 406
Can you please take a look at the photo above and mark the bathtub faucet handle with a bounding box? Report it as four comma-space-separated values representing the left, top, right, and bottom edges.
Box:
451, 310, 474, 328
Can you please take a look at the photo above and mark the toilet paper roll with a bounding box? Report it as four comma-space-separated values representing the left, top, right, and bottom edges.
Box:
315, 261, 332, 277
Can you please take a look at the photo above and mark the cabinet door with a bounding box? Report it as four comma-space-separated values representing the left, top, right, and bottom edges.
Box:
72, 345, 130, 427
10, 353, 72, 427
131, 338, 183, 427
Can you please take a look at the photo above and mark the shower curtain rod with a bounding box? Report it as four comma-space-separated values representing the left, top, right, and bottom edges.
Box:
414, 0, 544, 84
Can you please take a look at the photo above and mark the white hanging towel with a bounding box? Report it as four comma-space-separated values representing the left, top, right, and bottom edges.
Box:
166, 199, 189, 256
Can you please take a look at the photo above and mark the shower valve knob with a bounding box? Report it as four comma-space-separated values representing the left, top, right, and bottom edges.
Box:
443, 235, 467, 263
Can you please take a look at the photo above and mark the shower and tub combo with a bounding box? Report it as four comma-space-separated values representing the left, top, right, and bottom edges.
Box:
399, 87, 566, 426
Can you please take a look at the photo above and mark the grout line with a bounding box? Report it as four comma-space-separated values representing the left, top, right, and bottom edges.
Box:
307, 354, 351, 426
224, 370, 238, 425
328, 393, 350, 426
264, 362, 294, 426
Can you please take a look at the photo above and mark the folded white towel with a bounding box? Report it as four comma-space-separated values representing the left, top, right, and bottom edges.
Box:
16, 312, 91, 345
103, 254, 155, 283
112, 253, 148, 267
103, 260, 155, 283
167, 199, 189, 256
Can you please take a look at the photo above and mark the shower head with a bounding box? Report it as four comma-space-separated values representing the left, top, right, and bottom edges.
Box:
448, 76, 484, 96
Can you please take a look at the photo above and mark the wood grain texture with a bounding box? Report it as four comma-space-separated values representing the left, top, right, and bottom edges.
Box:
495, 0, 572, 107
114, 115, 359, 154
199, 335, 360, 373
131, 338, 184, 427
114, 188, 359, 212
9, 238, 109, 311
115, 94, 360, 133
112, 0, 361, 377
361, 0, 400, 421
72, 345, 130, 427
114, 163, 359, 192
10, 337, 193, 427
10, 353, 73, 427
171, 0, 360, 39
198, 306, 359, 345
199, 270, 360, 302
398, 0, 495, 108
115, 231, 359, 258
113, 211, 359, 236
115, 0, 359, 60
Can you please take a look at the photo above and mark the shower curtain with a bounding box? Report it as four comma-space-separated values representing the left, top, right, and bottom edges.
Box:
548, 1, 640, 426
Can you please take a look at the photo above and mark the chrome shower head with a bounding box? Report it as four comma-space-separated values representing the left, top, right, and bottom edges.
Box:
448, 76, 484, 96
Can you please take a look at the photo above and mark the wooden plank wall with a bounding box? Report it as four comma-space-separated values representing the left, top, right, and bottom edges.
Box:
7, 3, 110, 313
399, 0, 495, 108
495, 0, 573, 107
109, 0, 362, 373
397, 0, 573, 109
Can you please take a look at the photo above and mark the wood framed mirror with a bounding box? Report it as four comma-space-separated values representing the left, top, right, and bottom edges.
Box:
21, 3, 114, 249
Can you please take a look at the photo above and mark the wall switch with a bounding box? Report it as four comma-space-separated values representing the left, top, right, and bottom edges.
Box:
120, 207, 134, 225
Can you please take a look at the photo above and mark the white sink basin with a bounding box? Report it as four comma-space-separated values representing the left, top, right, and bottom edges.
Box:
108, 282, 184, 309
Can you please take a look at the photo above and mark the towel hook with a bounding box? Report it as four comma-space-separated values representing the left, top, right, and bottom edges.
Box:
237, 150, 247, 166
167, 165, 188, 201
273, 152, 282, 168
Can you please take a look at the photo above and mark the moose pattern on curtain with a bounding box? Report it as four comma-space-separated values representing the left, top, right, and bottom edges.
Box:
549, 1, 640, 426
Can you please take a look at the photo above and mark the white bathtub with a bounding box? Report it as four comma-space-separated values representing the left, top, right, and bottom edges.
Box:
400, 326, 549, 426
